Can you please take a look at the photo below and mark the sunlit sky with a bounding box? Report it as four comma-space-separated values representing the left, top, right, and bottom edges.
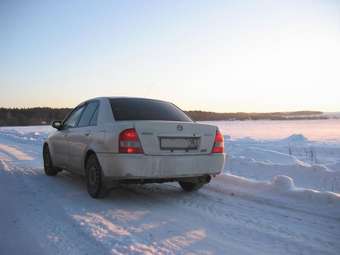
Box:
1, 0, 339, 112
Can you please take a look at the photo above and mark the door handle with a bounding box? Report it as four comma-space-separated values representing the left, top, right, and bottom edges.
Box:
84, 133, 90, 136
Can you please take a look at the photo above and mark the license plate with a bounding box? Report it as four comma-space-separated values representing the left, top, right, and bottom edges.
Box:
160, 137, 200, 150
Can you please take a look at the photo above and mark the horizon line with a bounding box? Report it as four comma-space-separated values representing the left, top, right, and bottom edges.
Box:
0, 106, 338, 114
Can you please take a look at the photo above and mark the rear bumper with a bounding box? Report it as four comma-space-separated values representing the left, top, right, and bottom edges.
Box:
96, 153, 226, 180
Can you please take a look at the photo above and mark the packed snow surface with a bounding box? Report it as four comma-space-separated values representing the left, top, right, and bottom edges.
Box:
1, 124, 340, 254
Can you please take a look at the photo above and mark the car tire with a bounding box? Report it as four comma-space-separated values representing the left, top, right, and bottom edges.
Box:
85, 154, 107, 199
178, 180, 204, 192
43, 145, 59, 176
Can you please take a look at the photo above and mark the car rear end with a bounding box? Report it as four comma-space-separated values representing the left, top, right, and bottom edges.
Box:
96, 98, 226, 182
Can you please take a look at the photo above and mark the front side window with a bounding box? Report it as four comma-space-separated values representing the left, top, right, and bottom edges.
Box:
78, 101, 99, 127
109, 98, 192, 122
63, 106, 85, 129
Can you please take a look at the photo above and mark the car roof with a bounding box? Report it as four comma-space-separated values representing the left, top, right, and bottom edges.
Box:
86, 96, 171, 103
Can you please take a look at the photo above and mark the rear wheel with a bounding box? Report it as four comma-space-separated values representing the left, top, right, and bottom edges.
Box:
85, 154, 107, 198
179, 180, 205, 192
43, 145, 59, 176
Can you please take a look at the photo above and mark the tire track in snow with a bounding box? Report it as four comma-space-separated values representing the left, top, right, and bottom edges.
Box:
0, 151, 12, 172
0, 143, 33, 161
0, 143, 42, 175
0, 159, 109, 254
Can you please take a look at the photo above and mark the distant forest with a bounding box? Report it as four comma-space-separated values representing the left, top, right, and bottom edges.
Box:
0, 108, 328, 126
186, 110, 327, 121
0, 108, 71, 126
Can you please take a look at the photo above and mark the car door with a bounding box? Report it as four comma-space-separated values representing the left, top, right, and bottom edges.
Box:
56, 105, 86, 169
49, 128, 69, 169
67, 101, 99, 173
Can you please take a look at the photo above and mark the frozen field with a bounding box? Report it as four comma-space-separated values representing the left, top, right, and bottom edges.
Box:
204, 119, 340, 142
0, 121, 340, 254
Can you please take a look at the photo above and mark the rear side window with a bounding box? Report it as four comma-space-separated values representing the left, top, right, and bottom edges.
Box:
109, 98, 192, 122
78, 101, 99, 127
89, 107, 99, 126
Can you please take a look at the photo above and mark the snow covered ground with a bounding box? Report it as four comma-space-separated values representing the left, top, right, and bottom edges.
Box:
0, 124, 340, 254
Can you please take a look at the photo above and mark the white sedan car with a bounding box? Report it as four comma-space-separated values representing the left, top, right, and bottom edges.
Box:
43, 97, 226, 198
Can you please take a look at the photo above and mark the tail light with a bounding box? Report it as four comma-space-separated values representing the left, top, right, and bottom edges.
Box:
212, 129, 224, 153
119, 128, 143, 154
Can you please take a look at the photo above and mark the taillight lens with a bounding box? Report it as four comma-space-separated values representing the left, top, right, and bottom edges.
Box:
119, 128, 143, 154
212, 130, 224, 153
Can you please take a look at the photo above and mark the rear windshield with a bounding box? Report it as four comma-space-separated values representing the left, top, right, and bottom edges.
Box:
109, 98, 192, 122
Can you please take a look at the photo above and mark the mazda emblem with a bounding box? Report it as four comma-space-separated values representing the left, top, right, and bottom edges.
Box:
177, 125, 183, 131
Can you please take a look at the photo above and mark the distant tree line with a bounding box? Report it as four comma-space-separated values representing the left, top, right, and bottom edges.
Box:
186, 110, 326, 121
0, 108, 71, 126
0, 107, 327, 126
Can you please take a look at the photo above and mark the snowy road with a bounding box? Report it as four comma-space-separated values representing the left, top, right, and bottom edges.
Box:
0, 132, 340, 254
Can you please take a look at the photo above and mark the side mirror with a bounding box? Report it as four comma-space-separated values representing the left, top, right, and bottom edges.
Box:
52, 120, 63, 130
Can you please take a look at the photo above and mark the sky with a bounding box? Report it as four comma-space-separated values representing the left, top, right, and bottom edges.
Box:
1, 0, 340, 112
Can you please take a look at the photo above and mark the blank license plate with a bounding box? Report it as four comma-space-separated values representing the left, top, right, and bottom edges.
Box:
160, 137, 200, 150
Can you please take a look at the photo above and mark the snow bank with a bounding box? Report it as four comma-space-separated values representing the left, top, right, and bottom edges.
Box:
226, 156, 340, 193
211, 174, 340, 218
225, 133, 340, 193
281, 134, 309, 143
232, 147, 300, 165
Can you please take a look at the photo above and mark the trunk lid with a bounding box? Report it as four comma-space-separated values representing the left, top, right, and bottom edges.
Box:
134, 121, 217, 155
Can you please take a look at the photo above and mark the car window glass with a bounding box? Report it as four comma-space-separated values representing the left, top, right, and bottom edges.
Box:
78, 101, 99, 127
89, 106, 99, 126
109, 98, 192, 122
63, 106, 85, 129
